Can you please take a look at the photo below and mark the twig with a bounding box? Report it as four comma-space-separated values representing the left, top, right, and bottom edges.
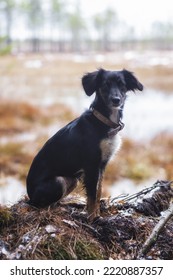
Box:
138, 203, 173, 258
111, 180, 163, 204
123, 181, 166, 202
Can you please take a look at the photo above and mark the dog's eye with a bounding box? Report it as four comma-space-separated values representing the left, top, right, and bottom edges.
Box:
118, 81, 126, 92
105, 80, 111, 87
120, 84, 126, 92
102, 81, 110, 90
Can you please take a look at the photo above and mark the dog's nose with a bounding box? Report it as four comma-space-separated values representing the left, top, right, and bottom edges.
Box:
112, 97, 121, 106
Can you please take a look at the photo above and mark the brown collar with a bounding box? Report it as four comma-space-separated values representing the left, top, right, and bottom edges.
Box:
91, 108, 124, 136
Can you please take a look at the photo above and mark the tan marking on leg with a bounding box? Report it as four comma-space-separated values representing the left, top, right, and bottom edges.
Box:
87, 196, 97, 222
96, 175, 103, 216
87, 174, 103, 221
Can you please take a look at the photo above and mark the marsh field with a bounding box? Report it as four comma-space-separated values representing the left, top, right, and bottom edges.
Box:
0, 51, 173, 205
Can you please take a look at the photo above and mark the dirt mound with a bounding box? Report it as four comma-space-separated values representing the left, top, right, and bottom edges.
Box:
0, 180, 173, 260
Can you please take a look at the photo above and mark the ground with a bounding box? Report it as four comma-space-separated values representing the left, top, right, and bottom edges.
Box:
0, 180, 172, 260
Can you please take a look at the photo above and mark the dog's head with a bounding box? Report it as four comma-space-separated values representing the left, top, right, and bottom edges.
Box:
82, 68, 143, 109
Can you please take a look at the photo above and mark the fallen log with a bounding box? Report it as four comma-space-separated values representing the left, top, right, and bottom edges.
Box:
138, 203, 173, 258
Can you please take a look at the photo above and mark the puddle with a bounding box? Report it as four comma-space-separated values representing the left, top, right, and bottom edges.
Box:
0, 132, 37, 145
110, 177, 159, 199
24, 60, 43, 69
0, 177, 25, 206
123, 90, 171, 140
122, 89, 173, 141
56, 88, 173, 141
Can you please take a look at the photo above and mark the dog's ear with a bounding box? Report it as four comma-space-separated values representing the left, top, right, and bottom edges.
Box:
82, 68, 105, 96
122, 69, 143, 92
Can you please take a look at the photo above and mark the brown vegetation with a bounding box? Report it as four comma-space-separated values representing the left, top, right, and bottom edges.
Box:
0, 98, 173, 186
0, 100, 75, 136
0, 100, 76, 182
104, 134, 173, 185
0, 102, 40, 135
137, 65, 173, 93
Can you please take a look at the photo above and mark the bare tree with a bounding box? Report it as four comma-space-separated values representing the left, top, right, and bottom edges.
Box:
49, 0, 66, 52
0, 0, 16, 46
66, 1, 86, 52
151, 21, 173, 49
93, 8, 117, 51
21, 0, 44, 52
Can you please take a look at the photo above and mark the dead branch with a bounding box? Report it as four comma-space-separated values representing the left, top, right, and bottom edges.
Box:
138, 203, 173, 258
123, 181, 161, 202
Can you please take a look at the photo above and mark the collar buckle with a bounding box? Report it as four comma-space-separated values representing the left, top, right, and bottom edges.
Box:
91, 108, 124, 136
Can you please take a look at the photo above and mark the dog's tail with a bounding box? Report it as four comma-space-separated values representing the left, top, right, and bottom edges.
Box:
27, 177, 77, 208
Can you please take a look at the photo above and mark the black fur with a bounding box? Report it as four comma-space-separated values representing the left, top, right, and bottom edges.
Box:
27, 68, 143, 220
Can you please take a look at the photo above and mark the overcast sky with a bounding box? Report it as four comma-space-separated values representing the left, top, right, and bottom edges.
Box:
11, 0, 173, 39
80, 0, 173, 33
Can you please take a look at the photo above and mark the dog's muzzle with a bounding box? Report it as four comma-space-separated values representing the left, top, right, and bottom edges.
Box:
112, 97, 121, 107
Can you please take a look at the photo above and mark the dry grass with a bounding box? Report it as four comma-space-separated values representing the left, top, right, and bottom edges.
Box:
149, 133, 173, 180
0, 100, 76, 136
103, 134, 173, 185
0, 102, 41, 134
0, 102, 76, 181
0, 198, 105, 260
0, 99, 76, 182
0, 142, 33, 181
137, 65, 173, 92
0, 181, 173, 260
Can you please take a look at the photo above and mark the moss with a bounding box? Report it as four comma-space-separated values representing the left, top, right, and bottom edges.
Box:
53, 244, 75, 260
45, 235, 104, 260
42, 238, 73, 260
0, 206, 13, 229
125, 162, 153, 181
75, 239, 104, 260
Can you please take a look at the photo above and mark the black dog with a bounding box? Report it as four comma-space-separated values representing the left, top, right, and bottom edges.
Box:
27, 69, 143, 220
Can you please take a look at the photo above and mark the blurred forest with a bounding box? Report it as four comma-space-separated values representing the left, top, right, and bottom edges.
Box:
0, 0, 173, 206
0, 0, 173, 54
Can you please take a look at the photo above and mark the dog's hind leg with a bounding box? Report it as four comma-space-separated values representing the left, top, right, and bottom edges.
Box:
28, 177, 77, 208
60, 177, 78, 197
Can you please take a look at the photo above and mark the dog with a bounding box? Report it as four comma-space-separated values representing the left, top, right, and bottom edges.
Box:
26, 68, 143, 220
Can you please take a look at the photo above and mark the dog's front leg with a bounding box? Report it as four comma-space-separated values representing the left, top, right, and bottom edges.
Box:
96, 172, 103, 212
84, 168, 103, 221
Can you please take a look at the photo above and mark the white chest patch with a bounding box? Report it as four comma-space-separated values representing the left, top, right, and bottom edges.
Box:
100, 135, 122, 162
